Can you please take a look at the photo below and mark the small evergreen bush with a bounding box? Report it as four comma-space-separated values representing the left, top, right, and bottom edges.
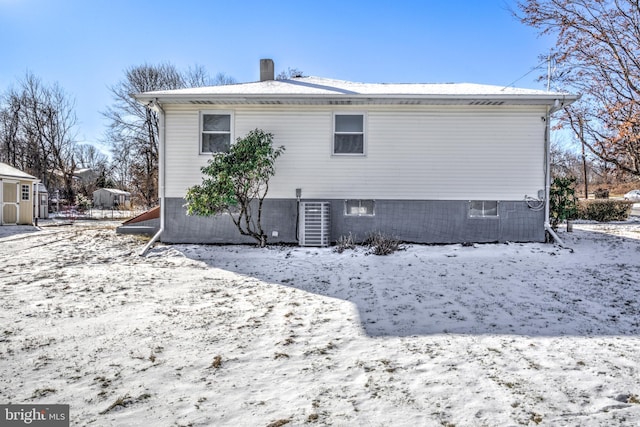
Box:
550, 177, 579, 230
76, 194, 92, 211
578, 199, 633, 222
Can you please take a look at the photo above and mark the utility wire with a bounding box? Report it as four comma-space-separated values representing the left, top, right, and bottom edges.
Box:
501, 58, 550, 91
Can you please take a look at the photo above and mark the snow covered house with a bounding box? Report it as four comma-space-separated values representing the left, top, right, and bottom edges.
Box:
0, 162, 39, 225
133, 59, 578, 245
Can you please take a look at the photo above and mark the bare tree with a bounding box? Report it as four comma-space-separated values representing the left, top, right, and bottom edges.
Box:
184, 64, 211, 87
184, 65, 237, 87
0, 90, 22, 167
75, 143, 108, 169
276, 67, 305, 80
103, 63, 182, 207
103, 63, 235, 208
551, 137, 622, 198
516, 0, 640, 179
0, 72, 78, 201
212, 72, 237, 86
74, 143, 111, 196
106, 126, 134, 190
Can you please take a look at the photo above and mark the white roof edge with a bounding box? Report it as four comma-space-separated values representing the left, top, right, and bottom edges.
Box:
135, 91, 578, 99
134, 92, 579, 106
132, 76, 578, 106
0, 162, 38, 180
94, 188, 130, 194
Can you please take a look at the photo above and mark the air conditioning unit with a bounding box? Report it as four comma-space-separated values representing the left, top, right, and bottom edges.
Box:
299, 202, 331, 247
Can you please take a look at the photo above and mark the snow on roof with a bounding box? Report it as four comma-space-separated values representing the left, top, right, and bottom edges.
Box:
0, 162, 37, 180
135, 76, 576, 105
94, 188, 130, 195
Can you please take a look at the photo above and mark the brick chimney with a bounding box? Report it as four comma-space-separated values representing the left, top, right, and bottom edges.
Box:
260, 58, 274, 81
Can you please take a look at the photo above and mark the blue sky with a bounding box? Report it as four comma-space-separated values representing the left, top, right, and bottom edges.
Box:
1, 0, 553, 151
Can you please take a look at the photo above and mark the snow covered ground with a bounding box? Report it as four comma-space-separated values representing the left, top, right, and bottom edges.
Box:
1, 219, 639, 426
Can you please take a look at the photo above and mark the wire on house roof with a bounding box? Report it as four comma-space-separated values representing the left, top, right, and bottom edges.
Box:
501, 58, 549, 91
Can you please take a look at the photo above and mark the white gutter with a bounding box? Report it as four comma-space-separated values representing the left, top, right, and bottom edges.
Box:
140, 98, 165, 256
134, 93, 580, 107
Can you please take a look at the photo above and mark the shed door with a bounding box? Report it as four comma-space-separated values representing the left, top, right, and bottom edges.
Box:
39, 193, 48, 218
2, 182, 18, 224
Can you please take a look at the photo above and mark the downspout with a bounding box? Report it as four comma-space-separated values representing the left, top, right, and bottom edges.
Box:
33, 180, 41, 227
140, 98, 165, 256
543, 102, 572, 251
15, 183, 20, 225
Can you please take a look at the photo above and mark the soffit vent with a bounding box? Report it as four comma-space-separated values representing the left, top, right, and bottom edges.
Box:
468, 100, 505, 106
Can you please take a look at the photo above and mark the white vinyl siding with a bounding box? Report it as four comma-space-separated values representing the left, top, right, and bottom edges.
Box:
162, 104, 547, 201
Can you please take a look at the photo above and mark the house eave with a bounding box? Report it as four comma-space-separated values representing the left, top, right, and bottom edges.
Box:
134, 93, 579, 108
0, 174, 38, 181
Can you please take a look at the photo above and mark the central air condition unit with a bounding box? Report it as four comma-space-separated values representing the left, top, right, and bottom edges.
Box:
299, 201, 330, 247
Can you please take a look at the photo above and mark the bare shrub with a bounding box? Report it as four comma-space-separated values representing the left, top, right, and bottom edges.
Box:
364, 231, 405, 256
210, 355, 222, 369
333, 233, 356, 253
593, 188, 610, 199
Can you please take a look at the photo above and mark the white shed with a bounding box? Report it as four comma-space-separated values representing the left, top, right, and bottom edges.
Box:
93, 188, 131, 209
35, 183, 48, 218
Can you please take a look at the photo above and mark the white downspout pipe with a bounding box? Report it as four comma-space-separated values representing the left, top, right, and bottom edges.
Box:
543, 103, 572, 251
33, 180, 41, 226
140, 98, 165, 256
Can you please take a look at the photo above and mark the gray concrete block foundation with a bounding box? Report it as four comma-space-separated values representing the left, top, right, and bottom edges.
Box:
161, 198, 545, 244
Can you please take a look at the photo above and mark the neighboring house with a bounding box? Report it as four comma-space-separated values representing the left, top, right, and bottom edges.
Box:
74, 168, 98, 184
133, 59, 578, 246
0, 162, 39, 225
93, 188, 131, 209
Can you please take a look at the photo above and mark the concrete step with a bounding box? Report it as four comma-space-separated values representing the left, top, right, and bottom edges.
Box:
116, 225, 158, 236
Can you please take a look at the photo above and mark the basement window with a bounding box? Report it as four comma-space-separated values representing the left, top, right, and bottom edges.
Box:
469, 201, 499, 218
345, 199, 375, 216
201, 112, 233, 154
333, 113, 365, 155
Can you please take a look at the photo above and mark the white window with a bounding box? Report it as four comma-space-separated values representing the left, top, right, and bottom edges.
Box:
345, 199, 375, 216
333, 113, 365, 155
21, 184, 30, 201
201, 112, 233, 154
469, 201, 499, 218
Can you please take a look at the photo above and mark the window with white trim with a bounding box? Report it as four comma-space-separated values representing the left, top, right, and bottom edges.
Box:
345, 199, 375, 216
469, 201, 498, 218
201, 112, 232, 154
21, 184, 30, 201
333, 113, 365, 155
